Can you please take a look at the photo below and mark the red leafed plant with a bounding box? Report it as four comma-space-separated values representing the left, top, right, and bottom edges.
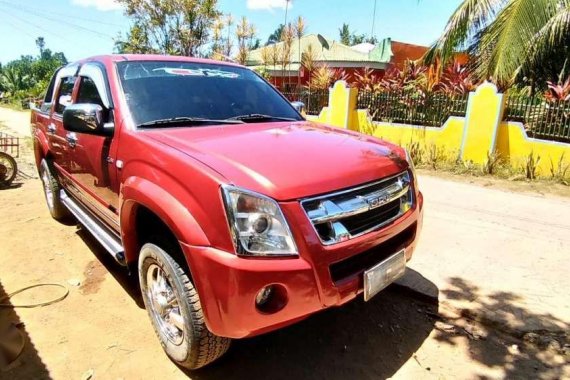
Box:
436, 61, 475, 95
380, 60, 428, 92
545, 77, 570, 102
308, 66, 349, 90
331, 68, 349, 84
354, 67, 382, 92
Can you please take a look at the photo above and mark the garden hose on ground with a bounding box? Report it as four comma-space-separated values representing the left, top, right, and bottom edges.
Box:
0, 283, 69, 308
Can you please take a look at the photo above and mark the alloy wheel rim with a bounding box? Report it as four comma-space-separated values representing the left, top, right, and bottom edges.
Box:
41, 169, 55, 210
146, 264, 185, 345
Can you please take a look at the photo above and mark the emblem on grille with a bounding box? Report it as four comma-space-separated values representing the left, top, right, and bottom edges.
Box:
361, 193, 391, 209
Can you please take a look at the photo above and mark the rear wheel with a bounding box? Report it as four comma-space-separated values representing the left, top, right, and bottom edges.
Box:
0, 152, 17, 187
138, 242, 231, 369
39, 159, 71, 221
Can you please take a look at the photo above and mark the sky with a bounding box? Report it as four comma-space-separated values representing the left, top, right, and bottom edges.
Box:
0, 0, 462, 64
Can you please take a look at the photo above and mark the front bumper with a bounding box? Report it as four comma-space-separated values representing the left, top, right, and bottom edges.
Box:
183, 191, 423, 339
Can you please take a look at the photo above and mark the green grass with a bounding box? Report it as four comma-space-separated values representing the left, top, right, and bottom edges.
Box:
0, 101, 25, 111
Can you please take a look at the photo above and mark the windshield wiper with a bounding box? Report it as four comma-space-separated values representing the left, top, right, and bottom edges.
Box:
226, 114, 298, 122
138, 116, 245, 128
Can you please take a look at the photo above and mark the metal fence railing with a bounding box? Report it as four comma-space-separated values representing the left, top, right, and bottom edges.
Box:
357, 91, 469, 127
280, 90, 329, 115
503, 96, 570, 143
0, 132, 20, 158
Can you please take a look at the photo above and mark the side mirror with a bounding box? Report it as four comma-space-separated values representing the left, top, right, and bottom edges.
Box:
291, 101, 306, 116
63, 104, 113, 135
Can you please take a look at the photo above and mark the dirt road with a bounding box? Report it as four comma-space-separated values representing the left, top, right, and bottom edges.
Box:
0, 107, 31, 137
0, 106, 568, 379
2, 178, 568, 380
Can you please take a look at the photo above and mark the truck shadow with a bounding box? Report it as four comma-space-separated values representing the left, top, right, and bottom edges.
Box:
0, 280, 51, 379
75, 227, 145, 308
75, 225, 439, 379
191, 272, 438, 380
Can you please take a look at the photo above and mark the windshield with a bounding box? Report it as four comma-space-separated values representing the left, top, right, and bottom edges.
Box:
116, 61, 303, 127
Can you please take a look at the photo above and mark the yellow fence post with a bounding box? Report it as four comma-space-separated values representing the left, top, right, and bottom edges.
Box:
460, 82, 505, 163
327, 81, 358, 129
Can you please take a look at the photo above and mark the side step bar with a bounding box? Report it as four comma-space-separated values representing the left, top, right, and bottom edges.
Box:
60, 190, 126, 266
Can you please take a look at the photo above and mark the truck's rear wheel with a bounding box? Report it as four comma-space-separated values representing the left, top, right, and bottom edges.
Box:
138, 243, 230, 369
39, 159, 71, 221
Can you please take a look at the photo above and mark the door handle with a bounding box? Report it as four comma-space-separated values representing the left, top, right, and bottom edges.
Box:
66, 132, 78, 148
47, 123, 56, 134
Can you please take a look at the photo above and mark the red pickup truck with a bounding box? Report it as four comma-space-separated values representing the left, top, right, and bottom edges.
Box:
31, 54, 423, 369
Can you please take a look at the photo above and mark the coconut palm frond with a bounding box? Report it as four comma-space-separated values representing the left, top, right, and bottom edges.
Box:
523, 2, 570, 73
474, 0, 557, 84
423, 0, 506, 65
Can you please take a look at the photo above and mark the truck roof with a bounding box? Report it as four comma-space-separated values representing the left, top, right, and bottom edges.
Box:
66, 54, 243, 68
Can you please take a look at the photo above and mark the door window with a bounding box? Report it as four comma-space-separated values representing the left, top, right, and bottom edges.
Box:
40, 70, 59, 113
55, 76, 76, 114
76, 77, 105, 108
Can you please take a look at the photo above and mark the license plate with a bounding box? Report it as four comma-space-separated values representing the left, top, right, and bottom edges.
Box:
363, 249, 406, 301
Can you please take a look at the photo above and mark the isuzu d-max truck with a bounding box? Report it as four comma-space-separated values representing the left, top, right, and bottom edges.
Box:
31, 55, 423, 369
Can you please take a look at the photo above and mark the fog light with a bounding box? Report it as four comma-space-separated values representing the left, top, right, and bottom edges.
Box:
255, 285, 274, 306
255, 284, 288, 314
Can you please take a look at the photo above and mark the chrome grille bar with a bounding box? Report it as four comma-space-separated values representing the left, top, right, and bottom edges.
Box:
301, 171, 413, 245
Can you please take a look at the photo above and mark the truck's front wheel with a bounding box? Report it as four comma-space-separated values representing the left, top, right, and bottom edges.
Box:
39, 159, 71, 221
138, 243, 230, 370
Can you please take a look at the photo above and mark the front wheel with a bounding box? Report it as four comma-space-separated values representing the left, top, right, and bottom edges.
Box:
138, 243, 231, 370
39, 159, 71, 221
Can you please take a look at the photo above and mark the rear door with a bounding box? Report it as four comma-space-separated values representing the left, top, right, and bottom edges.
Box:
32, 69, 58, 161
64, 62, 120, 230
49, 70, 78, 174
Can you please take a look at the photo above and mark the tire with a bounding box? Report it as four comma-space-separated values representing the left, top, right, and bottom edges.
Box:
0, 152, 17, 187
138, 242, 231, 370
39, 159, 71, 221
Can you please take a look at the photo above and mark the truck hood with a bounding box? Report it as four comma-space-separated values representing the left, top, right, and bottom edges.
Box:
142, 121, 408, 200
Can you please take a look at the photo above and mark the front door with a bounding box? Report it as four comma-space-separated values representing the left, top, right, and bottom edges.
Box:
64, 64, 120, 231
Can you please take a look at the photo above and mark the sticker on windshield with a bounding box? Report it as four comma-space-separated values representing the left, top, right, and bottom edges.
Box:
153, 67, 240, 78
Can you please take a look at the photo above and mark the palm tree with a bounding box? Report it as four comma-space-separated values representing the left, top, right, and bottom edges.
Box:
266, 24, 285, 45
424, 0, 570, 86
236, 17, 249, 65
224, 14, 234, 57
0, 67, 30, 96
235, 16, 257, 65
280, 24, 294, 90
211, 17, 224, 59
339, 23, 351, 45
294, 16, 306, 88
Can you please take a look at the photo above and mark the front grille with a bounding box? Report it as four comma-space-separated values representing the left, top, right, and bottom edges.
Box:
301, 171, 413, 245
330, 222, 417, 283
341, 199, 401, 235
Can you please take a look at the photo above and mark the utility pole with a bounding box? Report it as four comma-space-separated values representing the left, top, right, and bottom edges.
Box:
283, 0, 291, 90
284, 0, 290, 27
371, 0, 377, 42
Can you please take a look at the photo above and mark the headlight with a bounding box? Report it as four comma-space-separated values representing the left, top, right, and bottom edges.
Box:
222, 185, 298, 257
405, 149, 415, 172
404, 149, 418, 189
